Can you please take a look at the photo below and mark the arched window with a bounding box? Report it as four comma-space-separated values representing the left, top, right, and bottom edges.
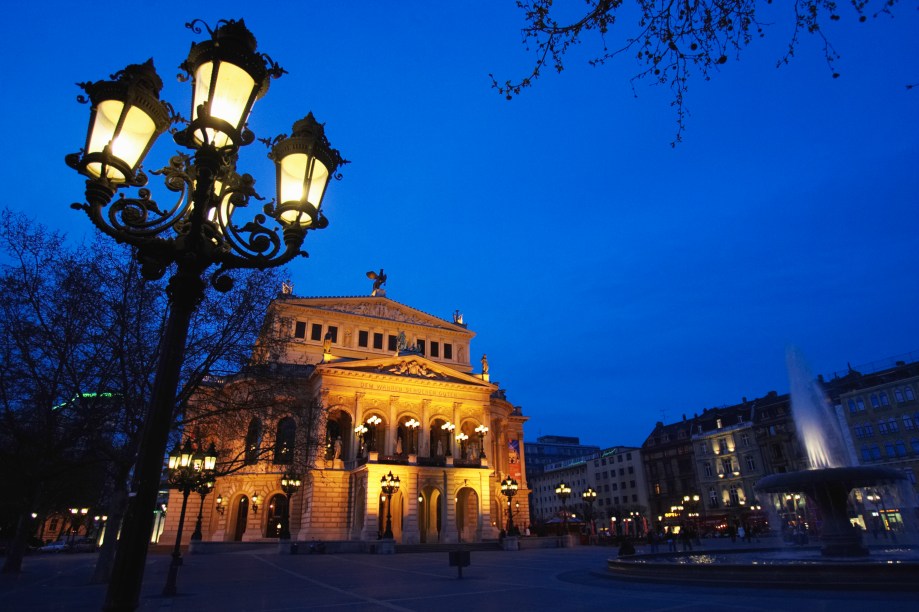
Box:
274, 417, 296, 464
244, 418, 262, 465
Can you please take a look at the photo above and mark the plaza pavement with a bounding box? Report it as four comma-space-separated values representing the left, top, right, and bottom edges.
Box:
3, 537, 918, 612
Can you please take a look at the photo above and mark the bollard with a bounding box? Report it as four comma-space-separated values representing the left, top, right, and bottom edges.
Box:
448, 550, 471, 579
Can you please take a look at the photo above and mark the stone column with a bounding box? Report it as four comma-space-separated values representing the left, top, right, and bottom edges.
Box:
420, 399, 431, 456
441, 470, 457, 543
451, 402, 462, 459
352, 392, 365, 461
402, 472, 420, 544
386, 396, 399, 456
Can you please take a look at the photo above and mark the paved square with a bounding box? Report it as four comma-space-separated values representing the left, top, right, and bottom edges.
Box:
3, 546, 917, 611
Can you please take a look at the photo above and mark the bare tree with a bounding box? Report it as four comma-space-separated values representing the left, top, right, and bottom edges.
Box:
0, 209, 287, 579
492, 1, 908, 144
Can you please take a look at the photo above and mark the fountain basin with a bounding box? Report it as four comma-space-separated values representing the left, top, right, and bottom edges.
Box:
607, 546, 919, 590
756, 466, 905, 557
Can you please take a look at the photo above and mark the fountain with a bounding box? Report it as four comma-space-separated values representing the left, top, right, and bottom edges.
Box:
608, 348, 917, 588
756, 349, 905, 556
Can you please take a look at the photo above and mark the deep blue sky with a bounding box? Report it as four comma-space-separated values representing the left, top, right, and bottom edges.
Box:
2, 2, 916, 447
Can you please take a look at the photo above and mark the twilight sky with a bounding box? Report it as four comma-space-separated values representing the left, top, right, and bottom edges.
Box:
1, 2, 916, 448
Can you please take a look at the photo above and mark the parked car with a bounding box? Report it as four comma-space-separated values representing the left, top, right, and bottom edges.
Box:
71, 538, 96, 553
38, 541, 71, 553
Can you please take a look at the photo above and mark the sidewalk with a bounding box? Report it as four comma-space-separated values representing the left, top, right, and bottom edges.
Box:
2, 543, 917, 612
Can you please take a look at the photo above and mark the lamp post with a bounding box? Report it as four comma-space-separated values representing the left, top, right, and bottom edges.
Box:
455, 432, 469, 459
683, 493, 700, 538
866, 491, 891, 538
279, 471, 302, 540
405, 418, 420, 454
380, 471, 400, 539
366, 415, 382, 453
441, 421, 455, 457
355, 424, 369, 456
475, 424, 489, 459
784, 493, 802, 529
66, 19, 346, 612
68, 507, 89, 544
189, 477, 215, 541
582, 487, 597, 540
500, 477, 519, 535
162, 440, 217, 597
555, 482, 572, 535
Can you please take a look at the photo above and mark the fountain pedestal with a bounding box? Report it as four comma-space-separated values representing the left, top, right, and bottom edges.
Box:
756, 466, 903, 557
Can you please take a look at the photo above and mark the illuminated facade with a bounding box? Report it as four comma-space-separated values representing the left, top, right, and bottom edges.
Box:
160, 291, 528, 547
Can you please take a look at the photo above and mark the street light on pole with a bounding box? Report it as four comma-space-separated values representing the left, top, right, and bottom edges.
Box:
380, 471, 400, 539
474, 424, 489, 459
163, 440, 217, 597
66, 19, 346, 612
582, 487, 597, 541
555, 482, 572, 535
404, 418, 420, 454
279, 471, 302, 540
500, 476, 519, 535
189, 474, 215, 541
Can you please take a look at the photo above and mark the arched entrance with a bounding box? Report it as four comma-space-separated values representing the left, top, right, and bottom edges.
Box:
266, 494, 286, 538
430, 418, 449, 458
418, 486, 442, 543
232, 495, 249, 541
455, 487, 479, 542
325, 409, 353, 460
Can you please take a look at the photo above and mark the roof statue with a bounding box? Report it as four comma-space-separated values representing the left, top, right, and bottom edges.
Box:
453, 310, 464, 325
281, 279, 293, 295
366, 268, 387, 297
481, 354, 489, 375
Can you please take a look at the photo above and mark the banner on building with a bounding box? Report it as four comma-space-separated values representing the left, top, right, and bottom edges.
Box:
508, 439, 521, 480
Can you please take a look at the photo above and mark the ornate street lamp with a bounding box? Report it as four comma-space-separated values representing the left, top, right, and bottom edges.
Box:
441, 421, 455, 456
582, 487, 597, 540
354, 423, 369, 456
404, 418, 420, 454
380, 471, 400, 539
455, 432, 469, 458
555, 482, 572, 535
683, 493, 700, 537
500, 476, 519, 535
189, 471, 215, 541
474, 424, 488, 458
67, 19, 345, 612
68, 507, 90, 544
279, 471, 302, 540
366, 415, 382, 453
162, 440, 217, 597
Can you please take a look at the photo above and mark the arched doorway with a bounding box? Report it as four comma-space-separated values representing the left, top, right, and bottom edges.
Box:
429, 418, 449, 458
232, 495, 249, 541
455, 487, 479, 542
326, 410, 353, 460
266, 494, 287, 538
419, 486, 442, 543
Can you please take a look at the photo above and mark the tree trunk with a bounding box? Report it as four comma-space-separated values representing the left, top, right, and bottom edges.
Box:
2, 512, 30, 574
91, 481, 129, 584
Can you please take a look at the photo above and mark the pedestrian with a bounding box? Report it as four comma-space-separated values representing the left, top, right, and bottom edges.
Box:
680, 527, 693, 552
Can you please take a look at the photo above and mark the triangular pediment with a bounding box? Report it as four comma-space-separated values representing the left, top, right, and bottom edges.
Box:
318, 355, 493, 388
276, 296, 472, 336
